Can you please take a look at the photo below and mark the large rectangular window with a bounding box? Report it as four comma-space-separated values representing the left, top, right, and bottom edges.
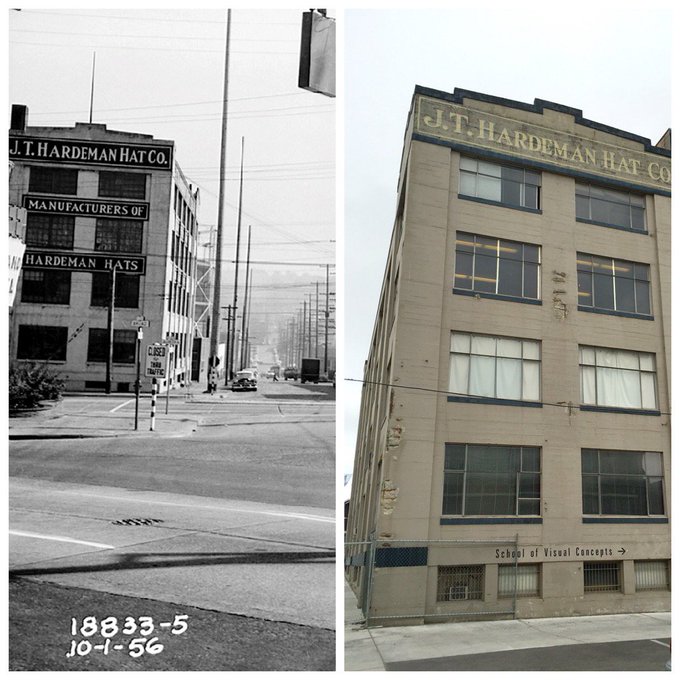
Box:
25, 214, 75, 249
460, 157, 541, 210
575, 183, 646, 232
443, 444, 541, 516
454, 232, 540, 301
579, 346, 657, 411
17, 325, 68, 361
98, 171, 147, 199
449, 332, 540, 402
94, 219, 143, 253
28, 166, 78, 195
21, 269, 71, 305
87, 329, 137, 364
91, 272, 140, 308
582, 449, 665, 516
577, 253, 651, 317
437, 565, 484, 601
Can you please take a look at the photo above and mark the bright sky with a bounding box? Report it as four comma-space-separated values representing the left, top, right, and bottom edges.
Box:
8, 6, 336, 343
342, 5, 674, 476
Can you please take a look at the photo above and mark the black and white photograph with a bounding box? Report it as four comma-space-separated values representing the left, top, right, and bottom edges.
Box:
8, 7, 335, 672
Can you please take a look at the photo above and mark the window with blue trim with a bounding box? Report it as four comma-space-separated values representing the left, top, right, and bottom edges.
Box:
575, 183, 646, 232
449, 332, 540, 403
582, 449, 665, 516
577, 253, 651, 317
460, 157, 541, 209
454, 231, 540, 301
443, 444, 541, 516
579, 345, 657, 411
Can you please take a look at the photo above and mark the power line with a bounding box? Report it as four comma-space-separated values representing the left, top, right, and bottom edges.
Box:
345, 378, 672, 416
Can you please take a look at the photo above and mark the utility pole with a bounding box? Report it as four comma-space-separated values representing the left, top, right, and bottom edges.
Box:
223, 305, 233, 386
324, 264, 330, 375
239, 225, 252, 370
208, 9, 232, 393
230, 137, 245, 380
105, 267, 116, 394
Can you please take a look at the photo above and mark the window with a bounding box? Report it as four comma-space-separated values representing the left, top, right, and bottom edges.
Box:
21, 269, 71, 304
454, 232, 540, 301
98, 171, 147, 199
575, 183, 645, 232
17, 325, 68, 361
634, 560, 669, 591
577, 253, 651, 316
449, 332, 540, 402
94, 219, 143, 253
579, 346, 657, 411
498, 564, 540, 598
87, 328, 136, 364
443, 444, 541, 516
91, 272, 140, 308
583, 562, 621, 593
28, 166, 78, 194
437, 565, 484, 601
460, 157, 541, 209
25, 214, 75, 249
582, 449, 665, 516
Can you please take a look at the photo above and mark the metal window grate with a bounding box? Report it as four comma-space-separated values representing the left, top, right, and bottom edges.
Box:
437, 565, 484, 601
584, 561, 620, 592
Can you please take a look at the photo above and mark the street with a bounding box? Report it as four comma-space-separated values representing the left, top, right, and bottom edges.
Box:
9, 376, 336, 671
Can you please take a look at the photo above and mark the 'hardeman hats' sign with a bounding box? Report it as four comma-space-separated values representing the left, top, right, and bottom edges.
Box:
10, 135, 173, 171
24, 250, 146, 274
23, 195, 150, 220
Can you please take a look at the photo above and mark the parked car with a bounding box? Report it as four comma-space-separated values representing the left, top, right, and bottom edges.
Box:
231, 369, 257, 391
283, 366, 298, 380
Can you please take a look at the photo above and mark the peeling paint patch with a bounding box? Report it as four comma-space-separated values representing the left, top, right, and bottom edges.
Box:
381, 479, 399, 514
387, 422, 404, 449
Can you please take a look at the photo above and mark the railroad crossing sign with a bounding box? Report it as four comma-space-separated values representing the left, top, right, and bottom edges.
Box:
132, 316, 150, 327
145, 344, 168, 378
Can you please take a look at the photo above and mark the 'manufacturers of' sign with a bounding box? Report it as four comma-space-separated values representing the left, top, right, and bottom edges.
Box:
24, 250, 146, 274
9, 135, 173, 171
23, 195, 150, 221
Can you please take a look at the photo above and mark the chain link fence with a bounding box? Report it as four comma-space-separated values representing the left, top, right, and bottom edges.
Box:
345, 537, 526, 627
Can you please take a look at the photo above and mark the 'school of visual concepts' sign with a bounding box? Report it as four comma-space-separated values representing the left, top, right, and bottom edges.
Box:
414, 95, 672, 193
23, 195, 150, 221
9, 135, 173, 171
23, 250, 146, 274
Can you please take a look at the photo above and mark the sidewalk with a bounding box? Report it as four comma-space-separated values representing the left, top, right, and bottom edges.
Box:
344, 580, 671, 671
9, 391, 200, 440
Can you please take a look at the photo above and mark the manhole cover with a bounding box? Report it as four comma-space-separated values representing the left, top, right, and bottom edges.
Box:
112, 518, 164, 526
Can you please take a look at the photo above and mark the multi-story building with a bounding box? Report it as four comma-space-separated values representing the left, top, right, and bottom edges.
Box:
9, 104, 200, 392
346, 87, 671, 624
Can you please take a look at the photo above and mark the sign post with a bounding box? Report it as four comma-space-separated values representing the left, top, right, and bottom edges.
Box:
132, 317, 150, 430
145, 343, 167, 431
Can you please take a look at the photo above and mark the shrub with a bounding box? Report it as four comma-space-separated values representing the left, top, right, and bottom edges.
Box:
9, 362, 65, 410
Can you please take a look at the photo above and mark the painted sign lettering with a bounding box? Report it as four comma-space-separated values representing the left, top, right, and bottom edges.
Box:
9, 135, 173, 170
23, 250, 146, 274
23, 195, 149, 221
415, 96, 671, 193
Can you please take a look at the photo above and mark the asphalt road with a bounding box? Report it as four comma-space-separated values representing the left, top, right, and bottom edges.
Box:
9, 379, 336, 671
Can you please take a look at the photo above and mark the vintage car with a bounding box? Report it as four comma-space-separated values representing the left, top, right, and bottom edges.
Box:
231, 369, 257, 392
283, 366, 299, 380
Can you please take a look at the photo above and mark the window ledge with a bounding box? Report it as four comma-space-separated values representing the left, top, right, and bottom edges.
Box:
441, 517, 543, 525
457, 193, 542, 214
582, 517, 668, 524
453, 288, 542, 305
580, 405, 660, 416
575, 216, 647, 234
448, 395, 542, 408
577, 306, 653, 321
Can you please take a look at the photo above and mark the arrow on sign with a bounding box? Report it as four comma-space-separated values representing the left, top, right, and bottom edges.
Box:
618, 548, 626, 555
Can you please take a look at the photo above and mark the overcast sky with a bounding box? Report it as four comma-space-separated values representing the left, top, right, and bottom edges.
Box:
342, 6, 674, 478
8, 7, 335, 342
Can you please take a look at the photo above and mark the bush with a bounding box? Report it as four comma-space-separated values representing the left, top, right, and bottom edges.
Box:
9, 362, 65, 410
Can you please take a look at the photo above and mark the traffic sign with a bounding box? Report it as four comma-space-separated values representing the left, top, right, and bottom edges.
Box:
145, 344, 168, 378
132, 316, 150, 327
